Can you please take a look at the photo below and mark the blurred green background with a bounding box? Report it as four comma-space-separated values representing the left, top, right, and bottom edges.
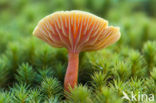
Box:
0, 0, 156, 102
0, 0, 156, 52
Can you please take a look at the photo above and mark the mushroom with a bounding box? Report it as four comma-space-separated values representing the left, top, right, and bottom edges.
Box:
33, 10, 121, 92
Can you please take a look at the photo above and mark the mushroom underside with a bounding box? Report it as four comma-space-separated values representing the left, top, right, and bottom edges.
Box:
33, 11, 120, 53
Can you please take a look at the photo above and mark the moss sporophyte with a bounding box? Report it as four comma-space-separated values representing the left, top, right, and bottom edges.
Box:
33, 10, 121, 92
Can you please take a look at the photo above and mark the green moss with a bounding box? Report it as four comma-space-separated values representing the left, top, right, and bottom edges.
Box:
0, 0, 156, 102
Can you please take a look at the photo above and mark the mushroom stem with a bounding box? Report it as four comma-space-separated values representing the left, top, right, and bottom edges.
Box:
64, 52, 79, 92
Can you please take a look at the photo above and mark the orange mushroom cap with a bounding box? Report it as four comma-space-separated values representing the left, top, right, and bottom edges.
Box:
33, 10, 121, 53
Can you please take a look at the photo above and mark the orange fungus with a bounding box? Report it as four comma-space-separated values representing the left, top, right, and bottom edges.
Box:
33, 10, 121, 92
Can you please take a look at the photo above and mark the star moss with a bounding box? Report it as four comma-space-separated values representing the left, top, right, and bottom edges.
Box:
0, 0, 156, 102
